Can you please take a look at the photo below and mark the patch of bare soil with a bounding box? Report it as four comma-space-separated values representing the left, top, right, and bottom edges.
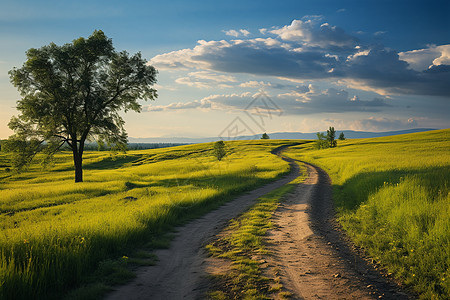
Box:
265, 161, 415, 299
105, 145, 299, 300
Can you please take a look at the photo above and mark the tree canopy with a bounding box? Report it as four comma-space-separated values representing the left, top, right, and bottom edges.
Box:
261, 133, 270, 139
5, 30, 158, 182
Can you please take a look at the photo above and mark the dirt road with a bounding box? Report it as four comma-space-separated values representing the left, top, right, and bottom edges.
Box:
106, 146, 412, 299
266, 161, 412, 299
105, 145, 300, 300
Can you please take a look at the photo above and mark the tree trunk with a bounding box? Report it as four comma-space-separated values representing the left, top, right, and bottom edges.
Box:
73, 151, 83, 183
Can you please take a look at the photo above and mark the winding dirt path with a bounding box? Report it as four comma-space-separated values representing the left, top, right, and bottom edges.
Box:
105, 146, 412, 300
105, 145, 300, 300
266, 161, 413, 299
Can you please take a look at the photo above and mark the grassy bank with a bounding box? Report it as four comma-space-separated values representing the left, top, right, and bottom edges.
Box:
0, 140, 293, 299
284, 129, 450, 299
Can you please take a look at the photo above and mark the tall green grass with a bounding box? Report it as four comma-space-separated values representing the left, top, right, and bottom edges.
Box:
285, 129, 450, 299
0, 140, 293, 299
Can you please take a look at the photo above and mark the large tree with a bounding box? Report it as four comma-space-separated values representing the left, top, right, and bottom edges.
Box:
5, 30, 157, 182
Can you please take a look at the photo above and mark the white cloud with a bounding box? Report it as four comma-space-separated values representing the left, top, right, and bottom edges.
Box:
149, 39, 231, 70
399, 44, 450, 71
238, 80, 291, 89
240, 29, 250, 36
143, 99, 212, 112
270, 20, 307, 41
259, 28, 268, 35
188, 71, 237, 83
224, 29, 240, 37
202, 92, 254, 110
346, 49, 371, 61
223, 29, 250, 37
400, 48, 438, 71
325, 53, 339, 60
251, 37, 281, 47
239, 81, 268, 88
175, 77, 212, 89
433, 45, 450, 65
270, 19, 358, 48
175, 71, 236, 89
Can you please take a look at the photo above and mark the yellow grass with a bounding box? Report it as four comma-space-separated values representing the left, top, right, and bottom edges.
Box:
0, 140, 293, 299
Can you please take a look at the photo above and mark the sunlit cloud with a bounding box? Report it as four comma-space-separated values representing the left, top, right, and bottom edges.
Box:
174, 71, 237, 89
223, 29, 251, 37
143, 99, 211, 112
270, 19, 358, 48
399, 44, 450, 71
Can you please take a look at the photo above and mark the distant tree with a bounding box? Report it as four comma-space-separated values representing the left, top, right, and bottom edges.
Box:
97, 140, 106, 151
261, 132, 270, 139
214, 141, 226, 161
315, 132, 328, 149
327, 127, 337, 148
4, 30, 158, 182
338, 132, 345, 140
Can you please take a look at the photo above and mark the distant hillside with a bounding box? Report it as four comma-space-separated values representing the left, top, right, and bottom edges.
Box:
128, 128, 437, 144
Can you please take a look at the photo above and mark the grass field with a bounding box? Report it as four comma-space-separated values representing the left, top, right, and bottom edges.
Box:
0, 140, 294, 299
2, 130, 448, 299
284, 129, 450, 299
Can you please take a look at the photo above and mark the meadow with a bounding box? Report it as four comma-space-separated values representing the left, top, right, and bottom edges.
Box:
285, 129, 450, 299
1, 130, 448, 299
0, 140, 294, 299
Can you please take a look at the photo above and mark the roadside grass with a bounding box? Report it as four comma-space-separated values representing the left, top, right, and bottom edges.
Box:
0, 140, 295, 299
206, 162, 307, 299
284, 129, 450, 299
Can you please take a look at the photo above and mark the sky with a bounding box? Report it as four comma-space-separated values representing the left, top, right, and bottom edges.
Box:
1, 0, 449, 139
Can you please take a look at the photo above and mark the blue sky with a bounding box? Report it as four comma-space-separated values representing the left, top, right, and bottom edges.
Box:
1, 0, 449, 139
